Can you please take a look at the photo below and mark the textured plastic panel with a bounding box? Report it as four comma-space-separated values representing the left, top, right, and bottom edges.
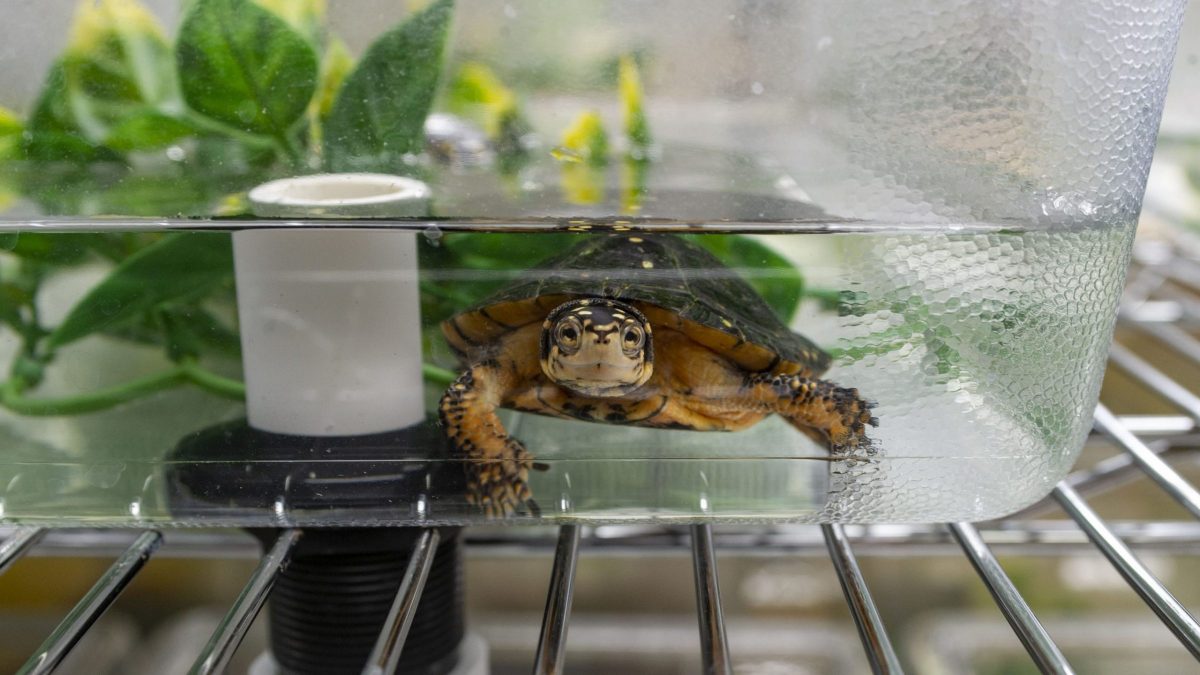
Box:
0, 0, 1185, 526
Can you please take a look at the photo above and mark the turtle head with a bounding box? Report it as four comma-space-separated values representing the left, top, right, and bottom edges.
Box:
541, 299, 654, 397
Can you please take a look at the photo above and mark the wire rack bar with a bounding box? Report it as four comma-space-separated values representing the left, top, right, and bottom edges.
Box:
189, 529, 301, 675
1093, 404, 1200, 519
0, 527, 43, 577
1009, 440, 1177, 521
821, 523, 904, 674
947, 522, 1073, 674
16, 530, 161, 675
8, 521, 1200, 560
472, 520, 1200, 558
1133, 320, 1200, 365
1052, 483, 1200, 659
1109, 342, 1200, 421
363, 528, 441, 675
533, 525, 581, 675
1114, 414, 1194, 435
691, 524, 733, 675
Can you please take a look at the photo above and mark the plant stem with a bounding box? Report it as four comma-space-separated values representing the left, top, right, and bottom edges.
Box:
0, 359, 462, 417
0, 369, 185, 416
274, 131, 304, 168
803, 286, 843, 309
183, 111, 277, 148
422, 363, 458, 386
180, 360, 246, 400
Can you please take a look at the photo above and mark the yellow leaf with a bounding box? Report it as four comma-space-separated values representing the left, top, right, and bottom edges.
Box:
309, 38, 354, 121
67, 0, 166, 56
450, 62, 518, 137
561, 163, 604, 206
0, 106, 21, 159
621, 155, 648, 214
306, 37, 355, 151
619, 55, 652, 150
560, 110, 608, 166
253, 0, 327, 39
0, 106, 21, 135
214, 192, 250, 218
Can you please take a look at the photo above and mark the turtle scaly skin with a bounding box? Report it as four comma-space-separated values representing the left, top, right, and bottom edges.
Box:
440, 234, 876, 517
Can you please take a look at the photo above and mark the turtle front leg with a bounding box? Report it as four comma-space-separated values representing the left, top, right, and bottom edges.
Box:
742, 373, 877, 453
439, 363, 534, 517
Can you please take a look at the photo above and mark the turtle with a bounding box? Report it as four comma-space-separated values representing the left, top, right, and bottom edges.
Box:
439, 233, 876, 516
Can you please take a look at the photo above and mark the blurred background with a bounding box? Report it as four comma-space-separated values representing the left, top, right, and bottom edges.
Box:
2, 1, 1200, 674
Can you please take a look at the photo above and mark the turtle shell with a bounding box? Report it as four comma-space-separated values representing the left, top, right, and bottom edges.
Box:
443, 234, 831, 376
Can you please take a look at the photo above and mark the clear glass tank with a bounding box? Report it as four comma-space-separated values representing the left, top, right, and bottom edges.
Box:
0, 0, 1185, 526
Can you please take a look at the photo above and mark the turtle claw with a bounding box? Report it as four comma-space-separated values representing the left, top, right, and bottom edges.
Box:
463, 440, 537, 520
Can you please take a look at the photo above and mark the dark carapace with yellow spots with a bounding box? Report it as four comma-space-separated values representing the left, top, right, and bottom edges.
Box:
439, 234, 876, 516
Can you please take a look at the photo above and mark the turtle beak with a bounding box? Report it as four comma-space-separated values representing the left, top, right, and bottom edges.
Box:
549, 337, 650, 397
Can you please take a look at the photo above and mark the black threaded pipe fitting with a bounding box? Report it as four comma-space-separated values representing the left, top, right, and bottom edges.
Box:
260, 528, 464, 675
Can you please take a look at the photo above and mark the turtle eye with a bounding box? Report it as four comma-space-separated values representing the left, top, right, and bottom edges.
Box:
621, 324, 644, 355
555, 318, 582, 353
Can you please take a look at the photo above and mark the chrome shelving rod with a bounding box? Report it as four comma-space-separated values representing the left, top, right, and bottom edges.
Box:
1094, 404, 1200, 520
0, 527, 44, 577
17, 531, 161, 675
691, 524, 733, 675
1134, 321, 1200, 365
190, 529, 302, 675
533, 525, 582, 675
1114, 414, 1194, 435
363, 529, 440, 675
822, 524, 904, 674
1053, 484, 1200, 659
1010, 439, 1185, 520
1109, 343, 1200, 421
948, 523, 1073, 674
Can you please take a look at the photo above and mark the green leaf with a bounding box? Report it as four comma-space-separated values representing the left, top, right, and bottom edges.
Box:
161, 305, 242, 358
47, 232, 234, 349
9, 159, 236, 219
419, 232, 574, 323
104, 111, 196, 151
62, 0, 179, 144
6, 233, 98, 265
22, 61, 115, 162
324, 0, 454, 172
684, 235, 804, 322
176, 0, 318, 138
95, 172, 224, 216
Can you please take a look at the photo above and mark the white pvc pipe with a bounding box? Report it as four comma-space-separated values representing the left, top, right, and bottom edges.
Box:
236, 174, 430, 436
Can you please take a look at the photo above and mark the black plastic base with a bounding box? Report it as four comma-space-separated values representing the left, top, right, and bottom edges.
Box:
165, 420, 468, 675
166, 416, 466, 520
255, 528, 465, 675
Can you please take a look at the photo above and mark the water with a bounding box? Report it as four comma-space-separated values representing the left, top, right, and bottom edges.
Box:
0, 0, 1169, 524
0, 216, 1134, 526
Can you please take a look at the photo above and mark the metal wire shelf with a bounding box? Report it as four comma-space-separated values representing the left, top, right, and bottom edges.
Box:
4, 227, 1200, 674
